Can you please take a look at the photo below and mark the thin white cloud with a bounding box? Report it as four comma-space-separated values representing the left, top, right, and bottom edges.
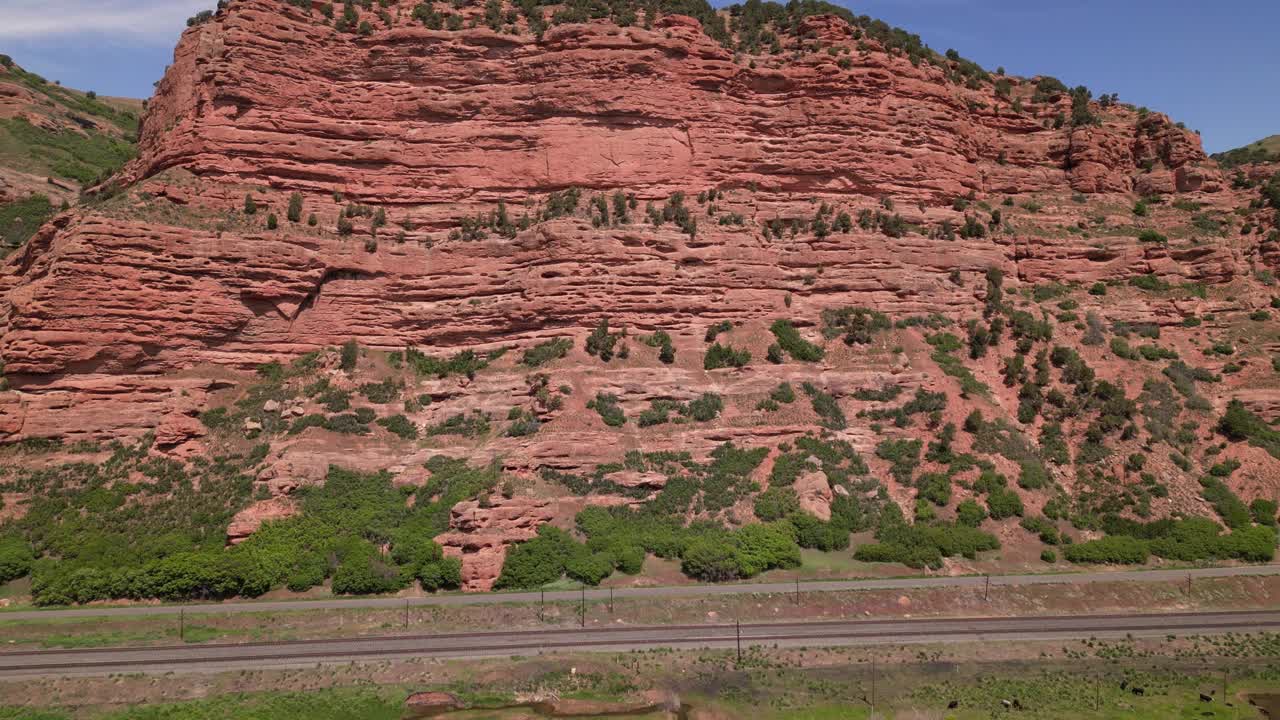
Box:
0, 0, 213, 41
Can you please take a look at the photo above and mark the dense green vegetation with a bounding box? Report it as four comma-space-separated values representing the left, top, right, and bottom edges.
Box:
0, 118, 135, 185
514, 438, 886, 585
0, 193, 55, 255
0, 441, 483, 604
854, 504, 999, 569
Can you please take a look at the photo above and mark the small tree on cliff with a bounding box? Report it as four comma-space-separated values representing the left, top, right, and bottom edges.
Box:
287, 192, 303, 223
267, 213, 279, 230
243, 193, 257, 215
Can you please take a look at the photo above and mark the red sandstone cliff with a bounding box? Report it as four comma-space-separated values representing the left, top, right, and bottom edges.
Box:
1, 0, 1278, 590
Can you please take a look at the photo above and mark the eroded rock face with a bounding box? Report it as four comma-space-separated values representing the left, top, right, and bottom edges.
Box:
435, 496, 555, 591
0, 4, 1242, 398
1, 0, 1278, 590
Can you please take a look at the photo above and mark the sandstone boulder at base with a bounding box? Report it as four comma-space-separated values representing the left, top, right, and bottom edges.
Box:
225, 497, 298, 544
793, 470, 834, 521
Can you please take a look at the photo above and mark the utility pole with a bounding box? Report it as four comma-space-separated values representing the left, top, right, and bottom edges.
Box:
984, 574, 990, 602
540, 589, 545, 622
609, 587, 614, 615
580, 585, 586, 628
795, 578, 800, 605
1187, 573, 1193, 596
404, 599, 409, 630
179, 609, 185, 642
735, 618, 742, 665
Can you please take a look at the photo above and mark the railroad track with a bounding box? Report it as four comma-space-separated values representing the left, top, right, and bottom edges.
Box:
4, 610, 1278, 677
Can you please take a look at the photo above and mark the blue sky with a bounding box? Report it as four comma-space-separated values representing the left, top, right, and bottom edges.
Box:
2, 0, 1276, 152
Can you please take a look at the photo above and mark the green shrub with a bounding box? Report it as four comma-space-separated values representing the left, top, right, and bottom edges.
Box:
332, 545, 405, 595
566, 552, 615, 585
704, 343, 751, 369
416, 556, 462, 592
643, 331, 676, 364
753, 486, 800, 521
732, 522, 802, 577
704, 320, 733, 343
1017, 461, 1049, 490
1219, 400, 1280, 460
803, 382, 846, 430
358, 379, 399, 404
956, 499, 986, 527
521, 338, 572, 367
340, 339, 359, 372
424, 411, 490, 437
1251, 498, 1278, 527
821, 307, 891, 344
985, 487, 1024, 519
916, 472, 951, 506
1199, 476, 1252, 529
855, 517, 998, 569
684, 392, 724, 422
1064, 536, 1149, 564
585, 318, 622, 361
0, 538, 34, 583
681, 536, 740, 582
875, 438, 922, 483
1021, 515, 1061, 544
287, 192, 303, 222
1041, 549, 1057, 563
406, 347, 498, 379
587, 393, 626, 427
769, 319, 825, 361
376, 414, 418, 440
495, 526, 578, 589
323, 413, 370, 435
1130, 274, 1170, 292
770, 382, 796, 404
789, 513, 850, 551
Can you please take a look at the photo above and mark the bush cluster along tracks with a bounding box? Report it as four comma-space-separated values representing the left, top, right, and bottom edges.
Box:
3, 610, 1279, 678
2, 564, 1275, 622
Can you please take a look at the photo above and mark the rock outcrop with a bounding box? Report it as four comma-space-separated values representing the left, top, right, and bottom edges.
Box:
434, 496, 556, 591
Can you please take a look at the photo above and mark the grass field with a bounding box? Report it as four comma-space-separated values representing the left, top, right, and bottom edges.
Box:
1, 649, 1278, 719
